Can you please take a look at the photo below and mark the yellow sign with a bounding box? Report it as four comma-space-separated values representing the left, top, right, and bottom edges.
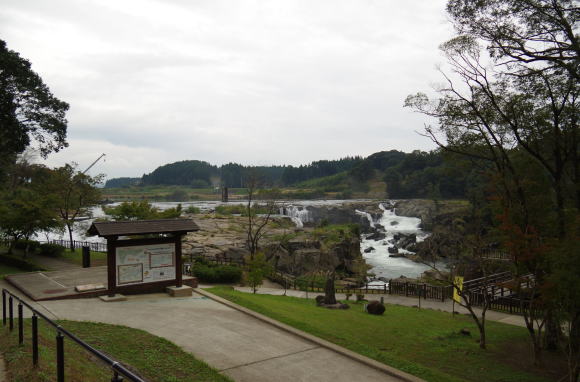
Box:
453, 276, 464, 303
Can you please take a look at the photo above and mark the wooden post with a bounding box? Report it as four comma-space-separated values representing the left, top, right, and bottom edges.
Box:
175, 234, 183, 288
405, 282, 408, 297
107, 236, 118, 297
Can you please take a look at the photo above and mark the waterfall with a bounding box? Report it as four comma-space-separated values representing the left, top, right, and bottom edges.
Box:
361, 202, 435, 283
355, 209, 375, 228
280, 205, 312, 228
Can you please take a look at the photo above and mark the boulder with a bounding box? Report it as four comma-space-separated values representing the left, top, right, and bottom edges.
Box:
459, 328, 471, 336
315, 295, 325, 306
366, 301, 386, 315
388, 246, 399, 254
367, 231, 387, 241
397, 233, 417, 251
364, 247, 375, 253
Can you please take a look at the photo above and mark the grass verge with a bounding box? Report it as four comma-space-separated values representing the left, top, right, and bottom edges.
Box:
0, 319, 231, 382
0, 264, 28, 279
207, 287, 564, 382
59, 248, 107, 267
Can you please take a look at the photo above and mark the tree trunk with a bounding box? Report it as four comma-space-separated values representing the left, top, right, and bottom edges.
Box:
533, 338, 543, 367
478, 325, 486, 350
324, 274, 337, 305
544, 310, 561, 351
67, 223, 75, 252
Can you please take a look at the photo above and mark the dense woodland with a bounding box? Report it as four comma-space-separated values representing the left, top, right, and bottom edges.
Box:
105, 150, 474, 199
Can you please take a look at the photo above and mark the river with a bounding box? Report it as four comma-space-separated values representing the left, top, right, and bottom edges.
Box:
41, 199, 435, 280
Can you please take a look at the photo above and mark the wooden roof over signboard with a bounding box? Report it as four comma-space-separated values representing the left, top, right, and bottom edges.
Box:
87, 219, 199, 237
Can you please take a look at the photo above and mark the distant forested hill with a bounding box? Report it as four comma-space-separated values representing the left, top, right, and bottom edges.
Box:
104, 177, 141, 188
141, 160, 218, 187
105, 150, 480, 199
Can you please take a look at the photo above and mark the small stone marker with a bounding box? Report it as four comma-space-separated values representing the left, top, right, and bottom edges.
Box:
75, 284, 106, 293
99, 294, 127, 302
166, 285, 193, 297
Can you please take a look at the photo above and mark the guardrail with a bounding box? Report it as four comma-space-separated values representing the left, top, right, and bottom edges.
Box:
46, 239, 107, 253
1, 288, 148, 382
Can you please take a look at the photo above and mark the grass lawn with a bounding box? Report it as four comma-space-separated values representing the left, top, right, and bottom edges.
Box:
207, 287, 565, 382
0, 319, 231, 382
0, 264, 28, 279
59, 247, 107, 267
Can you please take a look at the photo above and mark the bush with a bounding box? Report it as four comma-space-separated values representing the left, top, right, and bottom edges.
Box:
185, 206, 201, 214
13, 240, 40, 252
0, 254, 43, 271
39, 243, 66, 258
193, 263, 242, 283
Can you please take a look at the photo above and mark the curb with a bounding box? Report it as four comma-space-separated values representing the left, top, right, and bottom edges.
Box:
194, 288, 426, 382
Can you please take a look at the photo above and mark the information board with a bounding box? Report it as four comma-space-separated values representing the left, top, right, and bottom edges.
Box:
116, 243, 176, 286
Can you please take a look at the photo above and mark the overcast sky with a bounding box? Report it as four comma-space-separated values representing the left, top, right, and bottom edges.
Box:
1, 0, 453, 179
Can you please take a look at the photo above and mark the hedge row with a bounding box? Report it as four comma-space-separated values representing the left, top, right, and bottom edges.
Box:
0, 254, 44, 272
193, 263, 242, 283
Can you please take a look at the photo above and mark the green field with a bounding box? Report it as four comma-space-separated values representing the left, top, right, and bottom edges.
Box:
0, 320, 231, 382
102, 185, 243, 202
101, 178, 389, 202
207, 287, 564, 382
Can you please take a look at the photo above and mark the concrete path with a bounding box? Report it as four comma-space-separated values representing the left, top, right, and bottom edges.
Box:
233, 286, 527, 327
1, 280, 412, 382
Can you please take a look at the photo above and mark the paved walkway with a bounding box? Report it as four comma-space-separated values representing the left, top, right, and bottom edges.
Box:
0, 280, 411, 382
28, 253, 79, 271
233, 286, 527, 327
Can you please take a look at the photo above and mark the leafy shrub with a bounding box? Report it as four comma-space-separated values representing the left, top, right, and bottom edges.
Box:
214, 204, 271, 216
295, 275, 328, 290
185, 206, 201, 214
193, 263, 242, 283
0, 254, 43, 271
13, 240, 40, 252
39, 243, 66, 257
215, 204, 245, 215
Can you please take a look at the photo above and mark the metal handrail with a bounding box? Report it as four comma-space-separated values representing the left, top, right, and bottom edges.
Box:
2, 288, 148, 382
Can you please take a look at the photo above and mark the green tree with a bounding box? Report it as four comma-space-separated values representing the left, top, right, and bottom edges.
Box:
245, 252, 271, 294
0, 39, 69, 177
406, 0, 579, 366
45, 164, 102, 251
103, 200, 182, 221
0, 161, 61, 256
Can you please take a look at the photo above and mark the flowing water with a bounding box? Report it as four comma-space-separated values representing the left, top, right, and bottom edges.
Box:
39, 199, 436, 280
280, 201, 436, 281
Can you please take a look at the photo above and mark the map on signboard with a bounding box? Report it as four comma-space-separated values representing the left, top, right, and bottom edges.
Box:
118, 263, 143, 284
116, 243, 176, 286
149, 251, 174, 268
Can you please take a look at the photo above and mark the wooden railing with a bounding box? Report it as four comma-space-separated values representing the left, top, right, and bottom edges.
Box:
388, 280, 451, 301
